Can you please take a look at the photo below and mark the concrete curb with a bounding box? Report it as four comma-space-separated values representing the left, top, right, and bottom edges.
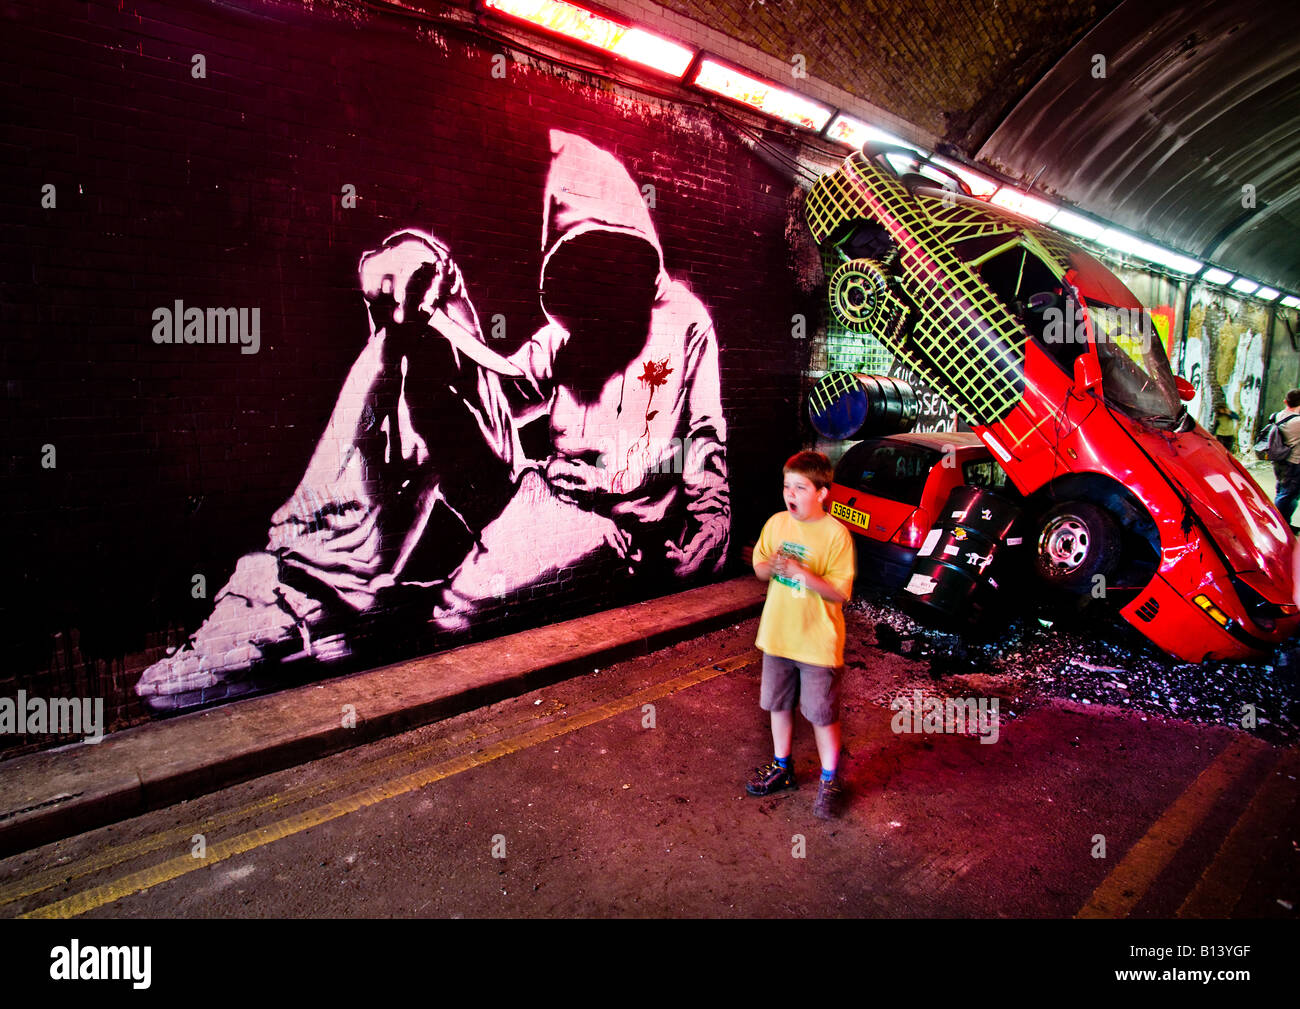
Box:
0, 577, 766, 857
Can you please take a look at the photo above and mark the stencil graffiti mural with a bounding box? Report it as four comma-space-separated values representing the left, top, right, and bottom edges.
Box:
135, 130, 729, 711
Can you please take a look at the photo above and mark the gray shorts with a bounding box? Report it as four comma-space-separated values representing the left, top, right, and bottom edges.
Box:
759, 653, 842, 726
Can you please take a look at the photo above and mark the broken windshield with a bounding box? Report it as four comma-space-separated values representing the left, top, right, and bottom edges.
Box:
1087, 299, 1184, 429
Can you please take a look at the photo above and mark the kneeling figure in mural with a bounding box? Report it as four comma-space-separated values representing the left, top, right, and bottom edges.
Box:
135, 130, 729, 710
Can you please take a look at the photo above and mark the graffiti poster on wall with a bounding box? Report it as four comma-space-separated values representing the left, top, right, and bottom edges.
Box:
134, 130, 730, 711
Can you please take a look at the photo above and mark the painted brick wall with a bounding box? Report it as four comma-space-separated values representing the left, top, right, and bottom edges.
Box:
0, 0, 810, 752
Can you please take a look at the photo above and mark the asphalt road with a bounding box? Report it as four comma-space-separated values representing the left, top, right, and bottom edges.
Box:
1, 605, 1295, 922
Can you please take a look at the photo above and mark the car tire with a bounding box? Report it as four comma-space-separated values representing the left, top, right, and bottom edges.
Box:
1033, 502, 1121, 594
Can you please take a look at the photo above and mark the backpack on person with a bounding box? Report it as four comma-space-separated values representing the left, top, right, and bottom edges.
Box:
1254, 412, 1300, 462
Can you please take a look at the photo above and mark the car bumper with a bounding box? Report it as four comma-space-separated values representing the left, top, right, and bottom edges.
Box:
853, 535, 918, 592
1121, 572, 1300, 662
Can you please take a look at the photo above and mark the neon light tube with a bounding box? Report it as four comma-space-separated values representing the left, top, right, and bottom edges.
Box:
691, 58, 833, 131
483, 0, 694, 77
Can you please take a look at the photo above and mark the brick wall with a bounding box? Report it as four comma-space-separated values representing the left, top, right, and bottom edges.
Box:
0, 0, 809, 753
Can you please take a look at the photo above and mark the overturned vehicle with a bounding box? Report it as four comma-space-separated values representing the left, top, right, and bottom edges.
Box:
805, 144, 1299, 663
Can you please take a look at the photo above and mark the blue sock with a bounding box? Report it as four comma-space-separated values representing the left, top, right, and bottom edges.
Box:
775, 755, 791, 770
820, 767, 836, 782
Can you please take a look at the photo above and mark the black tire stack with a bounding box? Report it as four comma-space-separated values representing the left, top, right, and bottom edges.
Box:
902, 485, 1025, 631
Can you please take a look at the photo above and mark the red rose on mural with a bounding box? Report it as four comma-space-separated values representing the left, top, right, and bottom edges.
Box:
638, 357, 673, 390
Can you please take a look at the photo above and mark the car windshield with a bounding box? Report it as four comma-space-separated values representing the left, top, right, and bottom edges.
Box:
1086, 299, 1184, 428
836, 441, 940, 506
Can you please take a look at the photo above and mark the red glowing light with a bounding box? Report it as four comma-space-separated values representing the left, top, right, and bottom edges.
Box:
691, 58, 832, 132
483, 0, 695, 77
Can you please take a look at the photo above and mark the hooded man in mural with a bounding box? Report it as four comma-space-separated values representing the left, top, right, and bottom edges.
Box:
135, 129, 728, 710
134, 230, 525, 708
433, 130, 729, 627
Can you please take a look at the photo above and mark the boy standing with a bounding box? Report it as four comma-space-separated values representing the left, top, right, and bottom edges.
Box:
746, 451, 855, 819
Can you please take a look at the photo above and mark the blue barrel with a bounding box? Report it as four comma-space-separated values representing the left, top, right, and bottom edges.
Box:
808, 372, 918, 440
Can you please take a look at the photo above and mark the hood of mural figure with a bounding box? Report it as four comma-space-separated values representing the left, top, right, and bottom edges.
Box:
540, 129, 669, 328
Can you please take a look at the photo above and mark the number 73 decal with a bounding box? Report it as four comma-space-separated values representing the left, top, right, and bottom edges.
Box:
1205, 472, 1289, 547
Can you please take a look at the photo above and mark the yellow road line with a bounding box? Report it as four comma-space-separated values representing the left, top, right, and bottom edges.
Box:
1177, 746, 1300, 918
1075, 735, 1269, 919
18, 651, 758, 919
0, 697, 574, 907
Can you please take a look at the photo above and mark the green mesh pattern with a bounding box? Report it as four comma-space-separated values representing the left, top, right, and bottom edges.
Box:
819, 248, 895, 373
807, 154, 1028, 426
1033, 230, 1087, 272
916, 193, 1019, 245
808, 370, 860, 418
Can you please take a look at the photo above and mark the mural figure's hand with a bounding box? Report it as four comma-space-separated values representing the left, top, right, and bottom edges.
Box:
545, 454, 607, 498
358, 230, 523, 378
360, 232, 472, 329
665, 518, 727, 577
603, 522, 639, 567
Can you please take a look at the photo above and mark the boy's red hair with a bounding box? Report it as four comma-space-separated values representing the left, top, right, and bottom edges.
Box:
783, 451, 833, 490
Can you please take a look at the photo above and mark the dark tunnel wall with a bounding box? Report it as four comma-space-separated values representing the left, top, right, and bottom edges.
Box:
1, 0, 811, 750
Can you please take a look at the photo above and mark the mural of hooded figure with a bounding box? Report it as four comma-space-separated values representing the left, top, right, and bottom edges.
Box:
135, 231, 524, 709
432, 130, 729, 628
134, 129, 727, 710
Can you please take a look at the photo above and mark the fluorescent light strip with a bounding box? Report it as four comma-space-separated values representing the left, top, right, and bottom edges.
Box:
1202, 267, 1234, 285
825, 113, 924, 153
1087, 227, 1203, 274
483, 0, 694, 77
1096, 227, 1150, 256
692, 58, 832, 131
1256, 286, 1280, 301
930, 156, 998, 198
990, 188, 1057, 223
1230, 277, 1260, 295
1145, 249, 1203, 274
1282, 295, 1300, 309
1050, 210, 1104, 241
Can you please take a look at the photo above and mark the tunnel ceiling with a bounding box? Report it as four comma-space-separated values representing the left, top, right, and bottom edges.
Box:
659, 0, 1300, 292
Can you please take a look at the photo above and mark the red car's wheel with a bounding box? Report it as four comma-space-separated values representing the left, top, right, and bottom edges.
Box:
1033, 502, 1121, 593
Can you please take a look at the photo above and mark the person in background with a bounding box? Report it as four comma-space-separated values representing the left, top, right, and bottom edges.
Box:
1213, 402, 1240, 454
1271, 388, 1300, 527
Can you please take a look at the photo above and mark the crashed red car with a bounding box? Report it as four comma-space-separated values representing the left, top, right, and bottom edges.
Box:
806, 145, 1300, 662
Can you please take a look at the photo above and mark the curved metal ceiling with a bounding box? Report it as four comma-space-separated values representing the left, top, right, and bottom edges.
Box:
656, 0, 1299, 291
977, 0, 1300, 293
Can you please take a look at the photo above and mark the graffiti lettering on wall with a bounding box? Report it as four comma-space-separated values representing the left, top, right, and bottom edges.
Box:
134, 130, 730, 711
886, 362, 960, 432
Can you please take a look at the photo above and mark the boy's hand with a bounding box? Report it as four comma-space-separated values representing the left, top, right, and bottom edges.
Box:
772, 550, 847, 604
771, 554, 793, 578
772, 549, 806, 579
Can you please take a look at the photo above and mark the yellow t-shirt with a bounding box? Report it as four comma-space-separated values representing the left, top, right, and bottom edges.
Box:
753, 510, 855, 667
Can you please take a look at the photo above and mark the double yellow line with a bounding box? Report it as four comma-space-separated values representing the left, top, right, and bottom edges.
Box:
1077, 735, 1297, 918
11, 651, 759, 919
